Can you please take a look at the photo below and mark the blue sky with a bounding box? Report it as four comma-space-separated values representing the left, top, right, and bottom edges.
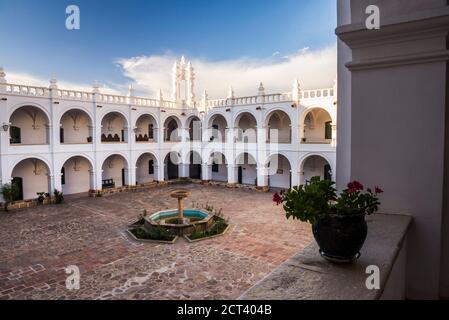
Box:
0, 0, 337, 97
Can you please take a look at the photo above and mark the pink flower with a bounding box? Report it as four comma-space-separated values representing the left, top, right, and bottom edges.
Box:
272, 192, 283, 206
347, 181, 364, 194
375, 187, 384, 194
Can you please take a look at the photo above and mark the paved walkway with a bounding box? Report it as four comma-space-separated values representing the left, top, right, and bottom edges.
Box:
0, 184, 312, 300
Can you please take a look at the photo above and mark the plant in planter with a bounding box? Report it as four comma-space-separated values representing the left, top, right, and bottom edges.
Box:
273, 176, 383, 263
53, 189, 64, 204
36, 192, 46, 204
1, 183, 19, 212
87, 136, 93, 143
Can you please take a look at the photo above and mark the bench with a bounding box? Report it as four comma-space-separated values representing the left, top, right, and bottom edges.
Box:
102, 179, 115, 189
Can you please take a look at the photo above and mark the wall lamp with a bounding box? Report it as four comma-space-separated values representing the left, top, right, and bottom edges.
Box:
2, 123, 10, 132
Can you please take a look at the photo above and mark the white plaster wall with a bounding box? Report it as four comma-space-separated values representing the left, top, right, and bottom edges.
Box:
268, 156, 291, 188
303, 156, 329, 182
60, 111, 91, 144
102, 155, 126, 187
101, 113, 126, 142
336, 0, 352, 192
337, 0, 449, 298
304, 109, 332, 143
238, 114, 257, 143
267, 112, 291, 143
61, 157, 92, 195
350, 0, 446, 24
211, 115, 227, 142
136, 153, 155, 184
10, 108, 48, 144
11, 159, 49, 200
135, 115, 156, 141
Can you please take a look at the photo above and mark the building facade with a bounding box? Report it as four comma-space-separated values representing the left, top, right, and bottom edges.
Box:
0, 58, 336, 201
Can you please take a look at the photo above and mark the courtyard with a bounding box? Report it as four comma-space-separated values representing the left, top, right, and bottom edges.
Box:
0, 183, 312, 300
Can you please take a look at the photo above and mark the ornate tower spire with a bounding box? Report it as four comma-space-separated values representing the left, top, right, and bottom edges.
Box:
0, 66, 6, 84
292, 79, 301, 102
171, 57, 196, 107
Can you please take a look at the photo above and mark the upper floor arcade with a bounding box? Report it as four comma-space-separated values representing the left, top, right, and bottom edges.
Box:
0, 65, 337, 153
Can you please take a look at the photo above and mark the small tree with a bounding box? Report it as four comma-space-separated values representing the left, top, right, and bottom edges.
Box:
1, 183, 19, 212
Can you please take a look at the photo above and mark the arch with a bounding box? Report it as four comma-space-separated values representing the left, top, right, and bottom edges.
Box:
266, 153, 292, 189
234, 111, 258, 143
209, 151, 228, 182
135, 152, 158, 184
164, 151, 181, 180
235, 152, 257, 185
135, 113, 158, 142
9, 105, 51, 145
9, 102, 51, 124
134, 111, 159, 128
207, 113, 228, 143
59, 108, 94, 144
299, 154, 333, 185
301, 107, 333, 144
186, 115, 202, 142
60, 155, 94, 195
10, 157, 52, 200
101, 154, 130, 189
186, 150, 202, 179
101, 111, 129, 143
164, 115, 182, 142
264, 109, 292, 143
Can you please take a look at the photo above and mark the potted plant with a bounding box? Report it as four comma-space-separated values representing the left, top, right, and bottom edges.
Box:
273, 177, 383, 263
53, 189, 64, 204
1, 183, 19, 212
36, 192, 46, 204
87, 136, 93, 143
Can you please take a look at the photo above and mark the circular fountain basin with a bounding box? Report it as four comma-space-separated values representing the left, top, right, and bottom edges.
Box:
144, 209, 214, 237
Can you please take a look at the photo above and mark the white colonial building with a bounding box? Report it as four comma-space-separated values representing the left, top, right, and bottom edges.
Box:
0, 57, 336, 202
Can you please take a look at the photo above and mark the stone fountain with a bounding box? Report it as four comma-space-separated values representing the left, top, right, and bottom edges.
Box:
170, 189, 191, 223
143, 189, 214, 237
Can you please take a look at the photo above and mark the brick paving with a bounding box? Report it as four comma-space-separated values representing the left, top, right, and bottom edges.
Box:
0, 183, 312, 300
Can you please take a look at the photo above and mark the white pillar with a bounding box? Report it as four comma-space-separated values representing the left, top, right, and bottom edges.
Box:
95, 169, 103, 190
227, 164, 237, 184
291, 170, 299, 187
202, 163, 211, 181
179, 163, 188, 178
128, 166, 136, 185
257, 166, 269, 189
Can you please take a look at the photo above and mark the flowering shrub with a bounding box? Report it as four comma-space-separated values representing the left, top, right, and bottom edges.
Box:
273, 176, 383, 225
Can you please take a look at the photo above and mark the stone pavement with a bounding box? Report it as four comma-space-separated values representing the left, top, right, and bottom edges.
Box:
0, 184, 312, 300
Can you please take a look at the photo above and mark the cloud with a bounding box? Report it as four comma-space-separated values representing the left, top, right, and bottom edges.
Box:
5, 71, 120, 95
118, 45, 337, 99
4, 44, 336, 100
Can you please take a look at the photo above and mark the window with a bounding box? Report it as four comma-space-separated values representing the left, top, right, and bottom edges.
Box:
148, 160, 154, 175
324, 164, 332, 181
148, 124, 154, 140
9, 126, 21, 144
212, 162, 219, 173
325, 121, 332, 140
61, 167, 65, 185
60, 128, 64, 143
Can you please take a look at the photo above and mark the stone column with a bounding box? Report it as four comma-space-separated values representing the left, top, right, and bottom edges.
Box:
256, 166, 269, 191
227, 164, 237, 185
201, 163, 211, 182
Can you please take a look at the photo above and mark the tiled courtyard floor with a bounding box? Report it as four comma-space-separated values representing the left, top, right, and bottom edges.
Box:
0, 183, 312, 300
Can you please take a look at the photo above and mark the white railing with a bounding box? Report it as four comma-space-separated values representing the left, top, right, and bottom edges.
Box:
4, 81, 335, 110
58, 89, 93, 101
300, 88, 335, 100
5, 84, 50, 97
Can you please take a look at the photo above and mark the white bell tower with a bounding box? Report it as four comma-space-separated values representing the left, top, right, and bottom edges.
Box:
172, 56, 196, 107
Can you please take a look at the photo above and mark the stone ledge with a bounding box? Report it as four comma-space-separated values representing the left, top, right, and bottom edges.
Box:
239, 213, 412, 300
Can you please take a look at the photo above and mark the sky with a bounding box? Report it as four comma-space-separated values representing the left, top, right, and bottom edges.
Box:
0, 0, 337, 98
